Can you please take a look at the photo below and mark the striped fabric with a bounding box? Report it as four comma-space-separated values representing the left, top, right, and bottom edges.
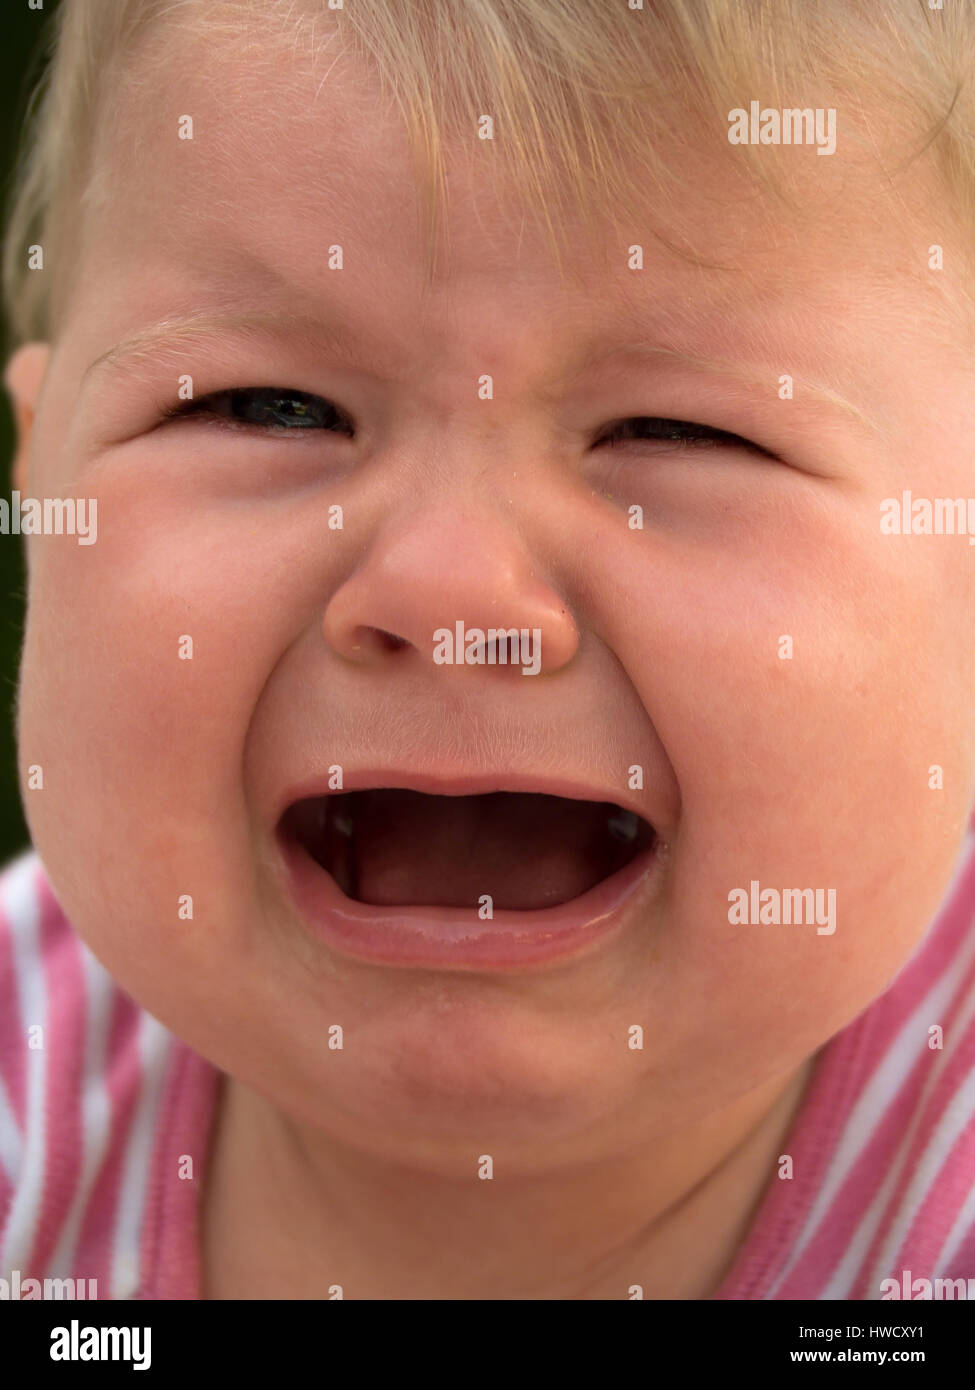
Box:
0, 851, 218, 1299
716, 826, 975, 1299
1, 838, 974, 1300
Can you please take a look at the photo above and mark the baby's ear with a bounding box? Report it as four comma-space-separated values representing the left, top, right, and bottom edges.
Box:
5, 342, 51, 494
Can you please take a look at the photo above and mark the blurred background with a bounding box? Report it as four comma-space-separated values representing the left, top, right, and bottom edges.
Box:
0, 0, 60, 862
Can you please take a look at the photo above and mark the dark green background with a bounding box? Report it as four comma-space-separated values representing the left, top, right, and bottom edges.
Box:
0, 0, 60, 863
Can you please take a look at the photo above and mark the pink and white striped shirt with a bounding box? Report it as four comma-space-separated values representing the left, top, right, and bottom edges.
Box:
1, 839, 974, 1300
0, 851, 217, 1299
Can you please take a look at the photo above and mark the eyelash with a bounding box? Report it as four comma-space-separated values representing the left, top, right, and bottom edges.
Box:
593, 417, 760, 452
162, 386, 762, 453
163, 388, 355, 436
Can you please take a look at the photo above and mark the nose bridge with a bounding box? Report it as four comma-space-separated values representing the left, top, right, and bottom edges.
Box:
411, 284, 557, 436
372, 495, 521, 604
375, 388, 562, 576
418, 393, 559, 513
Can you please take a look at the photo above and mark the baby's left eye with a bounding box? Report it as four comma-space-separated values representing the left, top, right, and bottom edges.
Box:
594, 417, 762, 452
164, 387, 355, 435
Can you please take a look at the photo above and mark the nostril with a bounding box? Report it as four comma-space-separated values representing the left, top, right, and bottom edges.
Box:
347, 626, 409, 657
376, 629, 409, 653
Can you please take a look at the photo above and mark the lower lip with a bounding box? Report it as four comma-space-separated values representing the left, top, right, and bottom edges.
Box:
279, 834, 664, 971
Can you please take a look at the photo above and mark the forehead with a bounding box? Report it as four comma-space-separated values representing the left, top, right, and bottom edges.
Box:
70, 1, 962, 379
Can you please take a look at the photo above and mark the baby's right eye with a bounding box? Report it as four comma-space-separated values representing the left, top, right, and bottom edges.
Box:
163, 387, 356, 437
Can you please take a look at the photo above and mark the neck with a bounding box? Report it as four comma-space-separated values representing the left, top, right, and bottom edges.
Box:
202, 1057, 815, 1299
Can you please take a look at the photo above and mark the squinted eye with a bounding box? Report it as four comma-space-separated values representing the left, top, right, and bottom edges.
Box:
594, 417, 764, 453
164, 387, 355, 436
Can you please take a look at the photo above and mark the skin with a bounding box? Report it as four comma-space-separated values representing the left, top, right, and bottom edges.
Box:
6, 11, 975, 1297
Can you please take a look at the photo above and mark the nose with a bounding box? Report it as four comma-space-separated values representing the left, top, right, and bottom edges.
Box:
322, 504, 579, 675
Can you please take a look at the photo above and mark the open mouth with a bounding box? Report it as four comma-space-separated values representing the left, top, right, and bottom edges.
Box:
279, 789, 657, 911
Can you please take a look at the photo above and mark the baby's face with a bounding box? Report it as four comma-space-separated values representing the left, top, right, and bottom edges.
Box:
13, 12, 975, 1163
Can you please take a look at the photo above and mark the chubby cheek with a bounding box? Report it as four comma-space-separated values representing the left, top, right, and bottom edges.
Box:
15, 478, 303, 1016
628, 557, 968, 1078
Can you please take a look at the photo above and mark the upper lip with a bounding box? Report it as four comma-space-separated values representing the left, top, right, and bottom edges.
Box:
274, 768, 662, 834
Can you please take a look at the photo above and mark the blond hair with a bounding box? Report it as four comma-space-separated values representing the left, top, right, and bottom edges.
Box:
3, 0, 975, 348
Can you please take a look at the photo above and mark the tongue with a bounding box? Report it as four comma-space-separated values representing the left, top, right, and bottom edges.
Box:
347, 790, 624, 910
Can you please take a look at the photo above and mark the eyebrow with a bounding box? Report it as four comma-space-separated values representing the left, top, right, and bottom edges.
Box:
591, 342, 876, 432
79, 309, 375, 390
